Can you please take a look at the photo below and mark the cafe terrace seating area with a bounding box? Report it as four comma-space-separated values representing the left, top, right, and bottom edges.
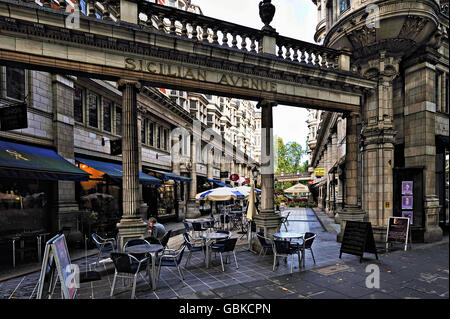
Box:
1, 208, 351, 300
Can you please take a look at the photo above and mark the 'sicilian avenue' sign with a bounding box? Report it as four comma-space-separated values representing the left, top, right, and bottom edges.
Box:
125, 58, 278, 93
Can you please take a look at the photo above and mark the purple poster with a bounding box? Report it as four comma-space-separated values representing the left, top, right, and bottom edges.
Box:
402, 211, 413, 224
402, 181, 413, 195
402, 196, 413, 210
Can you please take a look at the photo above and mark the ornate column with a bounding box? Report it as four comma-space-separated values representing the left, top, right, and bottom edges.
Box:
116, 80, 147, 250
404, 50, 443, 243
253, 100, 281, 237
337, 112, 365, 242
186, 133, 200, 218
220, 153, 227, 183
172, 134, 184, 221
331, 131, 338, 218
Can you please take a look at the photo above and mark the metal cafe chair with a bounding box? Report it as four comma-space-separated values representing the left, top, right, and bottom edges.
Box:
256, 232, 273, 256
272, 239, 302, 274
192, 222, 207, 237
298, 232, 317, 267
156, 243, 187, 285
91, 233, 117, 266
183, 232, 206, 267
210, 238, 239, 272
124, 238, 152, 276
110, 252, 149, 299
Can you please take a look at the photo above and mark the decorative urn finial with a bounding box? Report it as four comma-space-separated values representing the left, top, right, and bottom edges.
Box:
259, 0, 276, 31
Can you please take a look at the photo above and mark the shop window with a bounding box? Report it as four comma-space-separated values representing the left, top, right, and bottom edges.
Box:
88, 92, 99, 128
5, 67, 25, 101
74, 85, 84, 123
103, 98, 112, 132
115, 106, 122, 136
0, 178, 51, 235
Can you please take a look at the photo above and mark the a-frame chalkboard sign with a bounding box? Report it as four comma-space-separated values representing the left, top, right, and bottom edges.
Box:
36, 234, 77, 299
339, 221, 379, 263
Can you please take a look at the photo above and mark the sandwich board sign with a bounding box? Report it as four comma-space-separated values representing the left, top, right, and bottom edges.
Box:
339, 221, 379, 263
37, 234, 78, 299
386, 216, 411, 252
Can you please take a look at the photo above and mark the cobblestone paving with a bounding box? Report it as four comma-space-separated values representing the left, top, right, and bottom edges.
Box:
1, 208, 448, 300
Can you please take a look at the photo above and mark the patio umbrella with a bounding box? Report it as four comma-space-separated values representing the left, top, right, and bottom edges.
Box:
246, 183, 258, 252
195, 187, 245, 201
233, 186, 261, 198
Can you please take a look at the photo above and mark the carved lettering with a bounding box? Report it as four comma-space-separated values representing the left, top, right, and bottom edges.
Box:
125, 58, 136, 70
124, 58, 277, 92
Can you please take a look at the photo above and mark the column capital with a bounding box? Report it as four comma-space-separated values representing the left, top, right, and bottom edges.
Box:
118, 79, 142, 91
256, 100, 278, 109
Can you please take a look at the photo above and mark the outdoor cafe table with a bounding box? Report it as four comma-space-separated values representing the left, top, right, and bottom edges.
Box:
185, 218, 214, 224
200, 232, 230, 268
272, 232, 304, 241
125, 244, 164, 290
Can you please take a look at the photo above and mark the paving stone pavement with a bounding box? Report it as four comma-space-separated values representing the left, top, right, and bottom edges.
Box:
1, 208, 448, 300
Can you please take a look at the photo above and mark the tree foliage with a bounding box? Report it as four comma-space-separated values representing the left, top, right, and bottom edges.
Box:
274, 136, 307, 175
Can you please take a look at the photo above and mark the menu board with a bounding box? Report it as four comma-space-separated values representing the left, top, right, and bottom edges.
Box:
386, 217, 410, 251
339, 221, 379, 263
52, 235, 77, 299
36, 234, 77, 299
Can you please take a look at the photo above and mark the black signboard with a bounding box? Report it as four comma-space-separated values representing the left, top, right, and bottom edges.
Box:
110, 138, 122, 156
339, 221, 379, 263
0, 102, 28, 131
386, 216, 410, 251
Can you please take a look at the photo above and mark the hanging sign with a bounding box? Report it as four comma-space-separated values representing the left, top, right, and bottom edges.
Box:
0, 102, 28, 131
230, 174, 239, 182
314, 168, 325, 178
110, 138, 122, 156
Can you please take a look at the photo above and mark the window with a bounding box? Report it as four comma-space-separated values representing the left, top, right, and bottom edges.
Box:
74, 86, 84, 123
163, 129, 168, 150
340, 0, 350, 14
207, 114, 213, 122
141, 118, 147, 144
6, 67, 25, 101
445, 75, 449, 114
157, 126, 162, 149
88, 92, 99, 128
149, 122, 155, 147
103, 98, 112, 132
115, 106, 122, 136
190, 100, 197, 109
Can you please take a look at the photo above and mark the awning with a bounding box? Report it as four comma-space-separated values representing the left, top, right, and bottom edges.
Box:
208, 179, 232, 188
76, 157, 161, 186
0, 140, 90, 181
146, 169, 191, 183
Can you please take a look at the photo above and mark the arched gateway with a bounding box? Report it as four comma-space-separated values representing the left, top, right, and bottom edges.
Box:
0, 0, 377, 247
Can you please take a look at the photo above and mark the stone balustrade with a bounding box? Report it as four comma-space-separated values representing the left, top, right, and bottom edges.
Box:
276, 35, 339, 69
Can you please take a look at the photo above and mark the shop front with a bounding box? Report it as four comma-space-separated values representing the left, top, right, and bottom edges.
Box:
144, 169, 191, 222
75, 157, 161, 238
0, 140, 89, 267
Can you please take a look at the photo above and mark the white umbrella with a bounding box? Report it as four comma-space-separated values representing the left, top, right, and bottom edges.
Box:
233, 186, 261, 198
195, 187, 246, 201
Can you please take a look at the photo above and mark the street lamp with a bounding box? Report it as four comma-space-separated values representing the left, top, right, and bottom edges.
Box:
251, 166, 259, 186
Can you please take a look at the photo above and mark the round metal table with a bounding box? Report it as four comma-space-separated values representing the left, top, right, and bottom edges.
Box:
125, 244, 164, 290
272, 232, 304, 240
200, 232, 230, 268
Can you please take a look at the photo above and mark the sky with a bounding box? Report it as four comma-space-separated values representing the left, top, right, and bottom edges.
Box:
192, 0, 317, 151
